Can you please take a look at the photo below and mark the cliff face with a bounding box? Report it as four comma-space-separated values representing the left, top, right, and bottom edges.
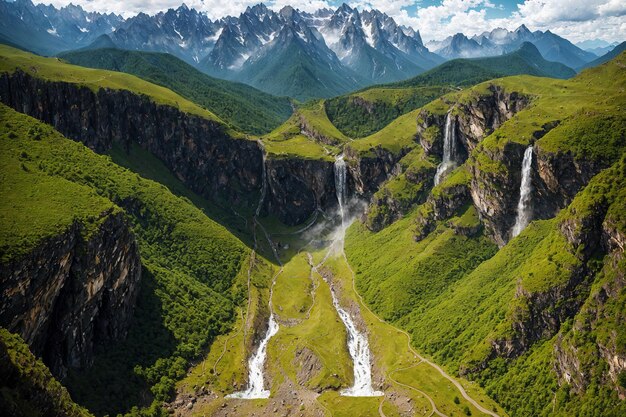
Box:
455, 85, 530, 154
0, 70, 263, 207
345, 145, 408, 196
0, 210, 141, 377
468, 142, 529, 246
265, 157, 337, 225
0, 71, 400, 226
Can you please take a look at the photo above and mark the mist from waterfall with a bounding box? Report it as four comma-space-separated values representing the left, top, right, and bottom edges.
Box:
434, 112, 458, 186
512, 145, 534, 238
329, 154, 382, 397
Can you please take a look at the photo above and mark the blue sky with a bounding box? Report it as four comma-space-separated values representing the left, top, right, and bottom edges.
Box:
42, 1, 625, 43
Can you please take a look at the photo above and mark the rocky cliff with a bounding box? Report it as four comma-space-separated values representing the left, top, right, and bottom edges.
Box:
0, 209, 141, 377
0, 70, 264, 208
0, 70, 402, 226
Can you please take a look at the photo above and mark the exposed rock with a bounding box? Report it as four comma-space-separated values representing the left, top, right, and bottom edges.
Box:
345, 145, 408, 196
2, 71, 385, 226
456, 84, 531, 154
0, 209, 141, 377
293, 347, 322, 387
468, 141, 528, 246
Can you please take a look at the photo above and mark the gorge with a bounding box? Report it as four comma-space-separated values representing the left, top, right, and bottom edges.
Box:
0, 8, 625, 417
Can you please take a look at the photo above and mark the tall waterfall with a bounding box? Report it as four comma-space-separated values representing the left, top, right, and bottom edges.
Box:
511, 146, 534, 238
334, 155, 347, 227
331, 154, 381, 397
434, 112, 457, 186
226, 314, 279, 399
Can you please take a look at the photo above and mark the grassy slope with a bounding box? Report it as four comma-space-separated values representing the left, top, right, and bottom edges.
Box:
0, 328, 92, 417
58, 48, 293, 135
0, 103, 257, 416
345, 53, 626, 416
326, 43, 575, 138
0, 44, 225, 124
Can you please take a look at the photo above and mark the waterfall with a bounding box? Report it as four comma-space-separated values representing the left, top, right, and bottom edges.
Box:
334, 154, 347, 226
329, 286, 383, 397
334, 155, 348, 249
330, 153, 381, 397
511, 146, 534, 238
434, 112, 458, 186
226, 313, 279, 399
227, 142, 278, 400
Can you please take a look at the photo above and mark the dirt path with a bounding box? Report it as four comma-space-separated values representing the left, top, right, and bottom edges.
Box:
342, 253, 500, 417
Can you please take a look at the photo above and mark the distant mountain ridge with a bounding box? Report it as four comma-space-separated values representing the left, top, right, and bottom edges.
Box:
0, 1, 603, 99
430, 24, 596, 69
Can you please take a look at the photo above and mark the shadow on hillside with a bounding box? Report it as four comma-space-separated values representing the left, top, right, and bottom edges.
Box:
108, 142, 326, 265
64, 269, 177, 417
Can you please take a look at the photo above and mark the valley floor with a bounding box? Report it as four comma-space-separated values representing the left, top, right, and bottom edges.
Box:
172, 216, 506, 417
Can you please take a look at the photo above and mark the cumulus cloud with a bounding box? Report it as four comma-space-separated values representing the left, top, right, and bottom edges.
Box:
39, 0, 625, 43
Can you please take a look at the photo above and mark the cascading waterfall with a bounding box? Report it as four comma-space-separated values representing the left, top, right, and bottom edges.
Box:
434, 112, 458, 186
511, 145, 534, 238
226, 314, 279, 399
331, 287, 383, 397
227, 143, 278, 400
331, 154, 382, 397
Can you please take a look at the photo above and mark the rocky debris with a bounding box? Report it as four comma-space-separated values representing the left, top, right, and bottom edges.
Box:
0, 210, 141, 378
294, 347, 322, 387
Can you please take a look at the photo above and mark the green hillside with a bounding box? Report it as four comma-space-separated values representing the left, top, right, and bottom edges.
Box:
577, 41, 626, 71
58, 47, 293, 135
0, 44, 224, 124
0, 328, 92, 417
344, 52, 626, 417
0, 103, 256, 416
326, 42, 575, 138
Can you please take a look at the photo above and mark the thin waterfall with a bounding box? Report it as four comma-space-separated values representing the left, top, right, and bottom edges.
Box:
334, 154, 347, 228
226, 143, 278, 399
226, 314, 279, 399
331, 154, 382, 397
511, 145, 534, 238
434, 112, 457, 186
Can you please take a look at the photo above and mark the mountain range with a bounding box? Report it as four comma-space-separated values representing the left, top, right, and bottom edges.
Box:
428, 24, 597, 69
0, 0, 618, 100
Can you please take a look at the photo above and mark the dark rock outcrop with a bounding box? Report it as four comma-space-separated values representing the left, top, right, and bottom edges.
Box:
345, 145, 409, 196
0, 210, 141, 377
0, 70, 263, 208
265, 157, 338, 226
468, 141, 529, 246
455, 85, 531, 154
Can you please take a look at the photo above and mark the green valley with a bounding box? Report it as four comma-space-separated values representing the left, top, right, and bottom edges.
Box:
0, 14, 625, 417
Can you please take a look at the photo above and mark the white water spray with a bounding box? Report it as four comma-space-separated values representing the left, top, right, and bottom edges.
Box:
511, 145, 534, 238
226, 314, 279, 399
329, 154, 382, 397
434, 112, 458, 186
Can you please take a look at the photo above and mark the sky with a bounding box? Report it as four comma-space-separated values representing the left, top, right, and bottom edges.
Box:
39, 0, 626, 43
